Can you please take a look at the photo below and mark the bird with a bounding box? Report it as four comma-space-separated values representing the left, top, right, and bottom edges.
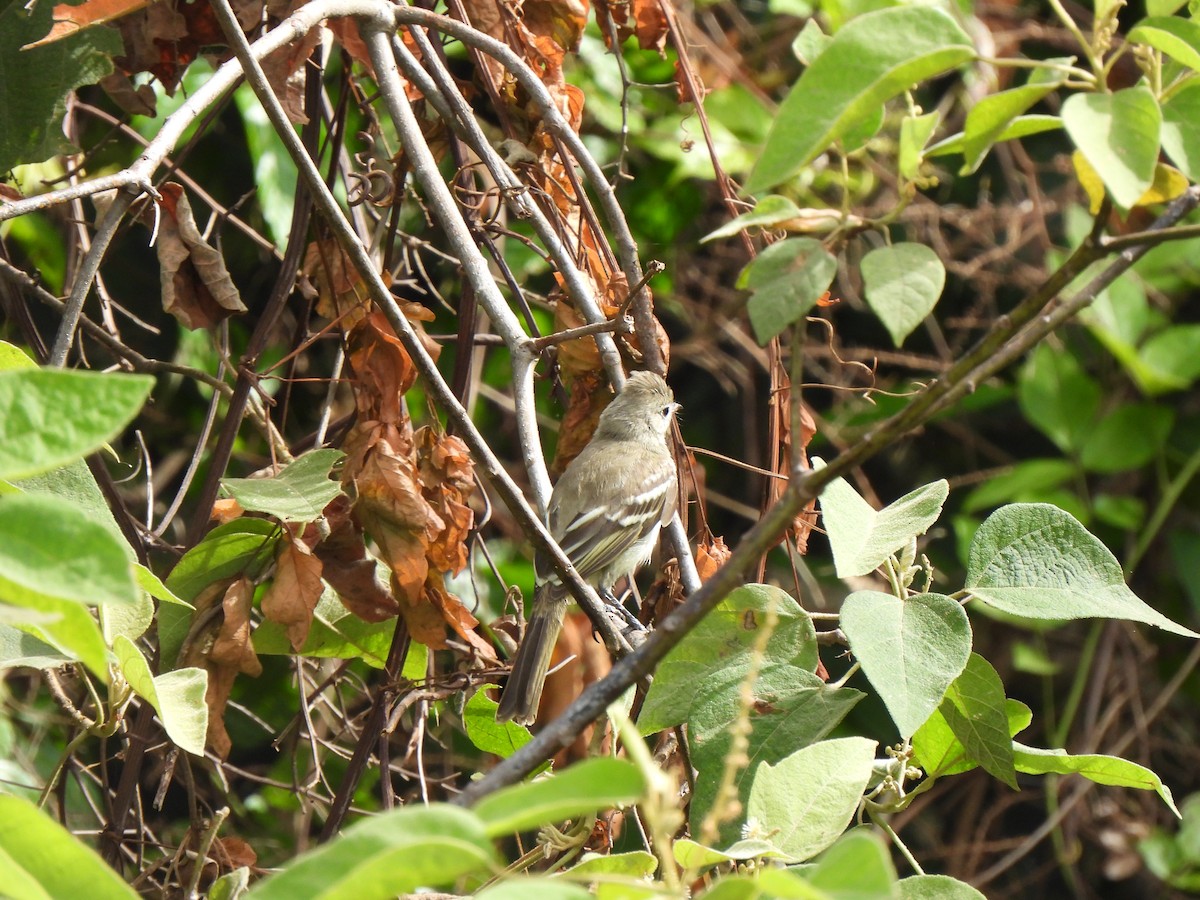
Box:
496, 370, 680, 725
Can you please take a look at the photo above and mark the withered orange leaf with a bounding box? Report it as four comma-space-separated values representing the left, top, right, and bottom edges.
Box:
422, 575, 496, 661
695, 536, 731, 582
23, 0, 153, 49
415, 428, 475, 575
261, 535, 324, 652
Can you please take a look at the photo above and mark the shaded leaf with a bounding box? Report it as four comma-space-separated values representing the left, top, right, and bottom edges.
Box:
737, 238, 838, 344
939, 653, 1017, 789
0, 0, 120, 170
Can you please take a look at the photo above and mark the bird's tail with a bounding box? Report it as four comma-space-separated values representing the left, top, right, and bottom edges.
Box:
496, 584, 569, 725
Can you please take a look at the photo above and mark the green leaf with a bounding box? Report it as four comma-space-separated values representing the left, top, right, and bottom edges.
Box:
962, 459, 1078, 513
741, 868, 825, 899
474, 880, 593, 900
860, 243, 945, 346
737, 238, 838, 344
0, 369, 153, 480
1129, 16, 1200, 72
233, 85, 298, 249
0, 794, 137, 900
1161, 83, 1200, 181
254, 591, 396, 668
899, 111, 939, 181
792, 19, 831, 65
927, 115, 1063, 158
745, 737, 877, 862
561, 850, 658, 878
0, 493, 137, 608
0, 622, 69, 670
1138, 324, 1200, 391
1078, 403, 1173, 473
1017, 342, 1101, 453
1014, 743, 1179, 816
1062, 86, 1161, 209
938, 653, 1017, 789
209, 867, 251, 900
160, 518, 280, 667
0, 2, 121, 171
1093, 493, 1145, 531
675, 839, 738, 872
464, 688, 531, 758
805, 828, 898, 897
641, 584, 819, 733
221, 449, 345, 523
112, 635, 208, 755
913, 697, 1030, 779
6, 597, 110, 683
841, 591, 971, 738
958, 68, 1066, 174
1147, 0, 1187, 13
247, 805, 496, 899
688, 671, 863, 846
702, 195, 807, 243
134, 564, 191, 608
746, 7, 974, 191
966, 503, 1199, 637
818, 468, 948, 578
899, 874, 987, 899
100, 590, 153, 644
472, 757, 645, 837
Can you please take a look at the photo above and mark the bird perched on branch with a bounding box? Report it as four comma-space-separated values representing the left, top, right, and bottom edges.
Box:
496, 370, 680, 725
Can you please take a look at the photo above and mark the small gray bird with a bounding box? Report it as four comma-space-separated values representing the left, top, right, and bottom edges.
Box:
496, 371, 680, 725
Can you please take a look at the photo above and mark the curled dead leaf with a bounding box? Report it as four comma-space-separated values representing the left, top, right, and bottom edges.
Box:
149, 184, 247, 330
309, 495, 398, 622
261, 534, 324, 651
695, 536, 731, 582
177, 577, 261, 759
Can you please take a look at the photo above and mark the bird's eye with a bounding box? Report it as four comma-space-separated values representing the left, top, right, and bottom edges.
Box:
662, 405, 672, 417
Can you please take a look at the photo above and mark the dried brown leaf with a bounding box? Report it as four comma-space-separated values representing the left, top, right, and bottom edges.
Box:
151, 183, 247, 329
415, 428, 475, 574
259, 24, 321, 124
261, 536, 324, 651
553, 370, 608, 475
310, 496, 398, 622
695, 536, 731, 582
423, 576, 496, 661
345, 310, 439, 424
185, 577, 262, 759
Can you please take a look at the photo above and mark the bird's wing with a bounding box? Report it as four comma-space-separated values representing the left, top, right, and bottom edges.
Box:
539, 454, 675, 584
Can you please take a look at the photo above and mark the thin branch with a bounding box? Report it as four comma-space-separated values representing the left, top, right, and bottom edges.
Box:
208, 0, 631, 657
